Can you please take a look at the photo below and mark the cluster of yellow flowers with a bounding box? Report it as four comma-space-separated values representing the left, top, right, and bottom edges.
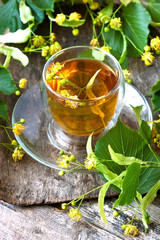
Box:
57, 152, 76, 169
24, 33, 62, 60
141, 36, 160, 66
82, 0, 100, 10
84, 153, 96, 170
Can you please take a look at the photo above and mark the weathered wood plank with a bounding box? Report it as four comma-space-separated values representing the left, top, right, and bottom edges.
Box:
0, 195, 160, 240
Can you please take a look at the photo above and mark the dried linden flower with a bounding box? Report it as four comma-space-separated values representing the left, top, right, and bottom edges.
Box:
90, 38, 99, 47
12, 147, 25, 162
123, 224, 139, 237
12, 123, 26, 135
68, 208, 82, 222
19, 78, 27, 89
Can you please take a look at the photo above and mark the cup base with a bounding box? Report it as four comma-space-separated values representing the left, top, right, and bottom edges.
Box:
47, 116, 118, 155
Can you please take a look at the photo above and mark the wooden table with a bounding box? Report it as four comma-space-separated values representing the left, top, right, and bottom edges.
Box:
1, 5, 160, 239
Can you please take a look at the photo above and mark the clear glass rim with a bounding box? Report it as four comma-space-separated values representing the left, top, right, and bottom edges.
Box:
42, 45, 124, 103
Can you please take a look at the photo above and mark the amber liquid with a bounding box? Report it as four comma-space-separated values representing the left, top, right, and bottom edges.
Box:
46, 59, 119, 136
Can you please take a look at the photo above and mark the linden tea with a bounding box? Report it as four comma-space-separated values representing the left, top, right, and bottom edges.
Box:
45, 58, 119, 136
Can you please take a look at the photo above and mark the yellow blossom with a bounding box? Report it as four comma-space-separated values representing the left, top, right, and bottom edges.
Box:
19, 78, 27, 89
49, 41, 62, 56
68, 208, 82, 222
122, 69, 132, 84
57, 154, 71, 168
41, 46, 49, 57
101, 45, 112, 53
32, 35, 45, 48
55, 13, 66, 25
12, 123, 26, 135
123, 224, 139, 237
89, 2, 100, 10
90, 38, 99, 47
144, 45, 150, 52
50, 33, 56, 42
141, 51, 154, 66
150, 36, 160, 51
110, 17, 122, 29
60, 90, 79, 109
47, 62, 64, 77
12, 147, 25, 162
84, 154, 96, 170
69, 12, 81, 20
82, 0, 89, 3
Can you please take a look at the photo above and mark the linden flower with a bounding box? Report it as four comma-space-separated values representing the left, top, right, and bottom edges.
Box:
50, 33, 56, 42
89, 2, 100, 10
101, 45, 112, 53
110, 17, 122, 29
12, 123, 26, 136
60, 90, 79, 109
49, 41, 62, 56
90, 38, 99, 47
32, 35, 45, 48
141, 51, 154, 66
41, 46, 49, 57
84, 154, 96, 170
55, 13, 66, 25
150, 36, 160, 51
123, 224, 139, 237
19, 78, 27, 89
12, 147, 25, 162
122, 69, 132, 84
57, 154, 71, 168
68, 208, 82, 222
69, 12, 81, 20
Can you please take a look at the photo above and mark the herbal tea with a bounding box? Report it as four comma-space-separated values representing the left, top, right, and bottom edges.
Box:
45, 59, 119, 136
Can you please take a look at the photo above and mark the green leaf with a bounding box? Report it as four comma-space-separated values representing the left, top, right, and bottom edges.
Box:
113, 162, 141, 207
131, 105, 143, 125
147, 79, 160, 94
0, 0, 23, 34
121, 3, 151, 57
0, 65, 17, 95
30, 0, 54, 10
98, 0, 113, 24
147, 0, 160, 23
0, 26, 31, 43
0, 45, 29, 66
141, 180, 160, 228
103, 29, 123, 61
19, 0, 34, 24
0, 100, 9, 121
0, 0, 44, 34
152, 90, 160, 112
95, 118, 160, 194
98, 172, 125, 227
59, 19, 85, 28
108, 145, 146, 165
139, 120, 152, 145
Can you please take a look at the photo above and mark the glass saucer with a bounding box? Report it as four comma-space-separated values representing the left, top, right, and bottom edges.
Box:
12, 82, 153, 171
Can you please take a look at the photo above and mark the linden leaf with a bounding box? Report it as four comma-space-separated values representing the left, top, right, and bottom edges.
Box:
0, 45, 29, 66
0, 27, 31, 43
95, 118, 160, 194
30, 0, 54, 10
108, 145, 146, 165
147, 0, 160, 23
19, 0, 34, 24
0, 100, 9, 121
113, 162, 141, 207
121, 3, 151, 57
141, 180, 160, 228
0, 65, 17, 95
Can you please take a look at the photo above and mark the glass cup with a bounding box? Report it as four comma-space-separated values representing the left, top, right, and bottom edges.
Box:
41, 46, 125, 154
